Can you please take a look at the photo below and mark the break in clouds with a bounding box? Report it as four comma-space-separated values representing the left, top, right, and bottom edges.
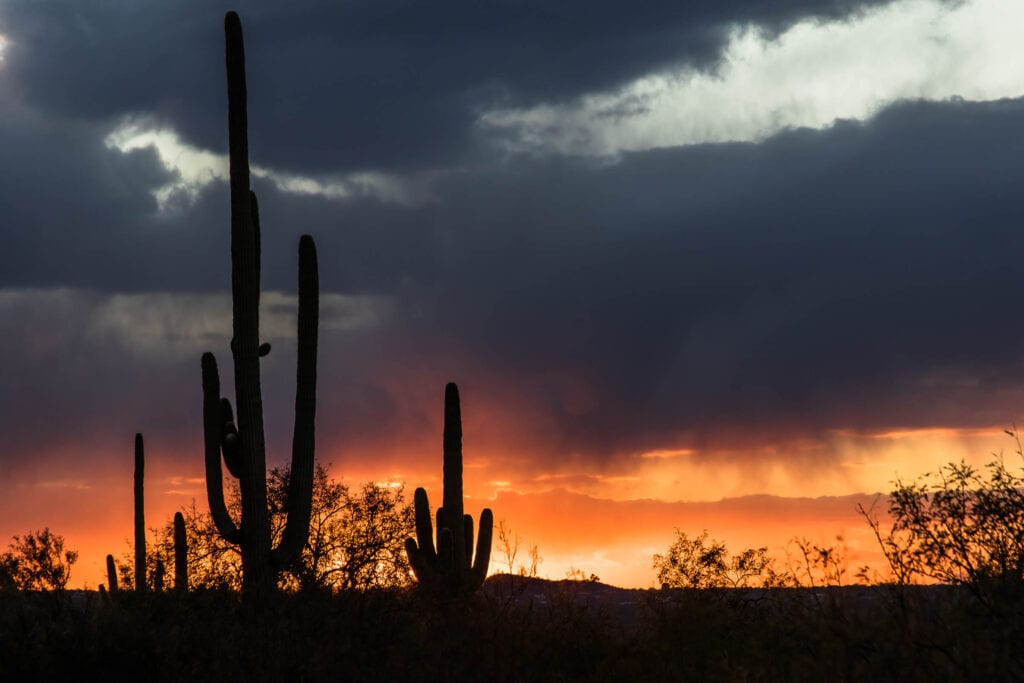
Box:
0, 0, 1023, 483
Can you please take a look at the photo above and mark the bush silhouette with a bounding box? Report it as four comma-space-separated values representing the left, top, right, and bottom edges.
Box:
862, 429, 1024, 596
653, 529, 775, 589
0, 528, 77, 591
121, 465, 413, 592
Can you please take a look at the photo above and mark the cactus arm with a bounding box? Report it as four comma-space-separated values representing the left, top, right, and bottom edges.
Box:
219, 398, 243, 478
405, 487, 436, 583
471, 508, 494, 588
173, 511, 188, 590
463, 514, 474, 560
404, 538, 427, 578
202, 353, 242, 545
272, 235, 320, 569
134, 433, 146, 593
412, 487, 436, 558
250, 191, 261, 287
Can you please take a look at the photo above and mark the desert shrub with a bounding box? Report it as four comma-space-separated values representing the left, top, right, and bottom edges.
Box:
653, 529, 776, 589
862, 432, 1024, 596
0, 528, 77, 591
120, 464, 414, 592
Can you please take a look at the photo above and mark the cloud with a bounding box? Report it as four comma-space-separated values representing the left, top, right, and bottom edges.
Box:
0, 0, 1020, 511
5, 94, 1023, 482
314, 95, 1024, 471
0, 287, 394, 480
481, 0, 1024, 156
104, 120, 436, 210
0, 0, 906, 174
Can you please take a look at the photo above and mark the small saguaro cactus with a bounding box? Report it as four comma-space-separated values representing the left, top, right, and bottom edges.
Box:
106, 554, 119, 593
154, 558, 165, 592
202, 11, 319, 603
134, 433, 146, 593
405, 383, 494, 596
173, 511, 188, 591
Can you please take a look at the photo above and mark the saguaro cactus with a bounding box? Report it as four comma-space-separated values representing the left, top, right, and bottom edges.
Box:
134, 433, 146, 593
106, 554, 119, 593
202, 11, 319, 602
173, 511, 188, 591
405, 383, 493, 596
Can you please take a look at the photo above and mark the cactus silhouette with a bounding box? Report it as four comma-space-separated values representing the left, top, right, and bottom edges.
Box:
134, 433, 146, 593
405, 383, 493, 596
154, 558, 165, 592
173, 511, 188, 591
202, 11, 319, 602
106, 554, 119, 593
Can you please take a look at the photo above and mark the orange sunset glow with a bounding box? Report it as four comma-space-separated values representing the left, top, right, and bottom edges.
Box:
2, 421, 1017, 590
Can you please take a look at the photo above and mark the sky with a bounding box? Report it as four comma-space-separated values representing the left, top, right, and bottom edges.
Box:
1, 0, 1023, 589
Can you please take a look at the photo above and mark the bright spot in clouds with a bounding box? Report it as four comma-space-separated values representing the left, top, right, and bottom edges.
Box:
104, 122, 432, 211
0, 288, 394, 358
481, 0, 1024, 157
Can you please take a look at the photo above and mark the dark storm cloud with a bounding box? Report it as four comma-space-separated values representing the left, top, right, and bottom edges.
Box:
281, 96, 1024, 463
0, 0, 1018, 477
0, 0, 905, 173
0, 102, 225, 291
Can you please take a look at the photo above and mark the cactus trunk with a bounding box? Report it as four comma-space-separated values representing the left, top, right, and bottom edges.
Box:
405, 383, 493, 596
106, 554, 119, 593
173, 511, 188, 591
203, 11, 319, 603
134, 433, 146, 593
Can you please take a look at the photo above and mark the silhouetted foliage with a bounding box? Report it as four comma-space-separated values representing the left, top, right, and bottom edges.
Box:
0, 529, 77, 591
653, 529, 777, 589
861, 431, 1024, 597
271, 466, 415, 591
2, 579, 1022, 680
495, 519, 541, 578
120, 464, 414, 592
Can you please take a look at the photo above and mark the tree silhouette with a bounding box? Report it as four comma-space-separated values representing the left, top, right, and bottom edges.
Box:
120, 465, 413, 592
653, 529, 774, 589
861, 432, 1024, 596
0, 528, 78, 591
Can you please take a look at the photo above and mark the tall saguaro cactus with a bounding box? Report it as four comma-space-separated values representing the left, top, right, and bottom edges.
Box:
405, 383, 493, 596
134, 433, 146, 593
202, 11, 319, 602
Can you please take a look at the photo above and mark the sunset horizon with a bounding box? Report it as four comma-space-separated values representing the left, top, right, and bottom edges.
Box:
3, 420, 1021, 590
2, 0, 1024, 596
